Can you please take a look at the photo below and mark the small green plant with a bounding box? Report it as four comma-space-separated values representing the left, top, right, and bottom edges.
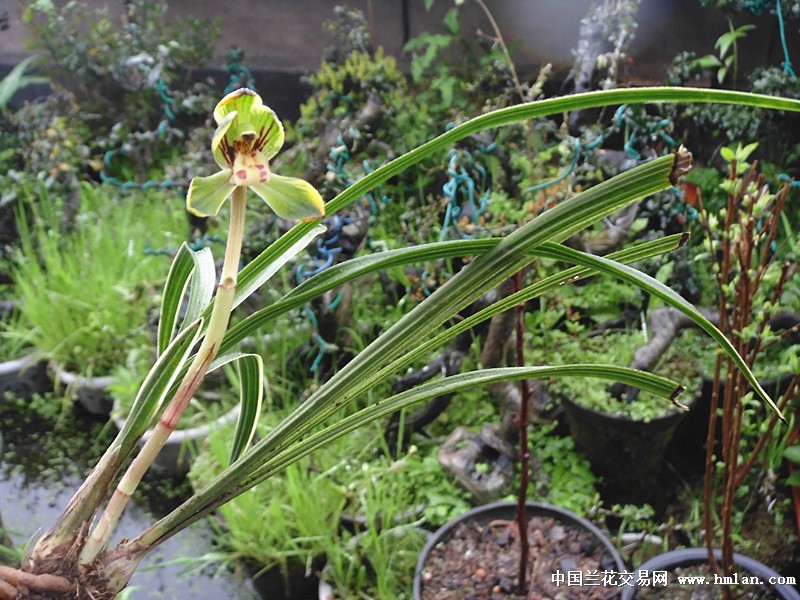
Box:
0, 55, 48, 112
527, 422, 600, 515
0, 309, 32, 362
191, 419, 436, 599
693, 22, 755, 85
0, 85, 795, 599
404, 3, 505, 116
22, 0, 220, 132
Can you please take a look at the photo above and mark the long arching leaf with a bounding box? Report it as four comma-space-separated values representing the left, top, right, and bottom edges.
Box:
536, 245, 783, 418
133, 150, 684, 549
242, 364, 685, 487
143, 364, 683, 545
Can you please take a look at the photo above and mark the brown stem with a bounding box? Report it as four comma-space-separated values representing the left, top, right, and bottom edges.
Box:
703, 349, 722, 574
513, 270, 531, 595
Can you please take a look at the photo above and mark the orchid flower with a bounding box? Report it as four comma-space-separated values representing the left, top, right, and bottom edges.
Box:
186, 88, 325, 221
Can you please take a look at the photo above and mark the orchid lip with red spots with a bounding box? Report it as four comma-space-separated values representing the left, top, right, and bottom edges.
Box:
187, 88, 325, 222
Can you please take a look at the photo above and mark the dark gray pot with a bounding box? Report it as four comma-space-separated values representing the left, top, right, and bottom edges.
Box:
621, 548, 800, 599
413, 501, 625, 600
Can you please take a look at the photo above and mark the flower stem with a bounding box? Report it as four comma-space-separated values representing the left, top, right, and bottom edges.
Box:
80, 186, 248, 565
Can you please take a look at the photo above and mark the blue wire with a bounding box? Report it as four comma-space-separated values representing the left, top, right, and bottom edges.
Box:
777, 0, 797, 78
526, 138, 582, 193
326, 289, 344, 312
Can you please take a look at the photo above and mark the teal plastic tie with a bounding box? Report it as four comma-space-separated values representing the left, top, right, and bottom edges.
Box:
526, 138, 582, 193
777, 0, 798, 78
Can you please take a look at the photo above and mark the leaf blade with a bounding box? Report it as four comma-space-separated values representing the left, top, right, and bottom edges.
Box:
228, 354, 264, 466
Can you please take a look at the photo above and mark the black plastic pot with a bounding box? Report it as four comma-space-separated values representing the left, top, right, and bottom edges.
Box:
561, 394, 693, 505
621, 548, 800, 599
245, 557, 326, 600
413, 501, 625, 600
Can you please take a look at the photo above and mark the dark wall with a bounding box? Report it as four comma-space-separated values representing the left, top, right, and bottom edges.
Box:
1, 0, 796, 113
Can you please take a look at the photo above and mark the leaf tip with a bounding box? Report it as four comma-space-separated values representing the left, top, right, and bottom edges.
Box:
670, 385, 690, 411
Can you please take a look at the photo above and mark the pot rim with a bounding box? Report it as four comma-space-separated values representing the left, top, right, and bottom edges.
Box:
620, 547, 800, 600
413, 500, 625, 600
48, 361, 116, 388
561, 391, 697, 426
0, 354, 39, 376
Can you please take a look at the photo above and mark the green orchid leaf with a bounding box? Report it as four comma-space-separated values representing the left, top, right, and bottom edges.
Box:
221, 234, 685, 358
186, 170, 233, 218
368, 235, 690, 391
228, 353, 264, 466
125, 86, 800, 554
232, 222, 327, 311
250, 174, 325, 222
157, 243, 195, 356
542, 247, 781, 418
136, 152, 681, 548
180, 246, 216, 335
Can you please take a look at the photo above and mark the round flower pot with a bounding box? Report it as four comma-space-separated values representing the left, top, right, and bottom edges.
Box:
621, 548, 800, 599
561, 394, 694, 506
49, 362, 115, 416
0, 355, 50, 399
245, 556, 326, 600
112, 400, 241, 475
413, 501, 625, 600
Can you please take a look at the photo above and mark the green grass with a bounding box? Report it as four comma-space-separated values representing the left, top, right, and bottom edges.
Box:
10, 183, 188, 376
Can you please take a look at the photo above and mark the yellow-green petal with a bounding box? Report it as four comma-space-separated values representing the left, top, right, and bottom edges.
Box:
212, 88, 284, 161
250, 174, 325, 221
187, 170, 235, 217
211, 111, 237, 169
213, 88, 257, 125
